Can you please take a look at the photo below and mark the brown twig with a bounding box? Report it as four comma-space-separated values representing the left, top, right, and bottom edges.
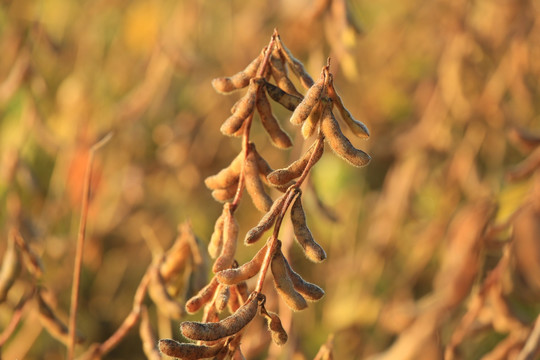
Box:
99, 269, 151, 355
79, 268, 151, 360
230, 33, 277, 213
0, 289, 34, 346
67, 132, 113, 360
254, 136, 325, 293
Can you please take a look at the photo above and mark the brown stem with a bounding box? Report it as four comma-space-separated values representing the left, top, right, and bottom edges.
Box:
0, 289, 34, 346
295, 136, 324, 187
231, 33, 277, 212
254, 136, 324, 293
99, 269, 150, 355
254, 188, 298, 294
67, 132, 112, 360
78, 268, 151, 359
231, 114, 254, 211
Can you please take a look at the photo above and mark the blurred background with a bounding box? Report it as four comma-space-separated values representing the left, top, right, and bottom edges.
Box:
1, 0, 540, 359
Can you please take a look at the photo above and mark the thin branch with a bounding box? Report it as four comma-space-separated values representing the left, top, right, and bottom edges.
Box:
231, 33, 277, 212
0, 289, 34, 346
254, 136, 324, 293
67, 132, 113, 360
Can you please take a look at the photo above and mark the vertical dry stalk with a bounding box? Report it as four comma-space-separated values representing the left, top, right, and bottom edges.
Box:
67, 132, 112, 360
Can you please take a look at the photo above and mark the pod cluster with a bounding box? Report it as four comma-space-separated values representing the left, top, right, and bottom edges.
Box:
160, 30, 370, 359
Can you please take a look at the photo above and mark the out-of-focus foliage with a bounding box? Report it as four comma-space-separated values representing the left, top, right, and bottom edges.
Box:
1, 0, 539, 359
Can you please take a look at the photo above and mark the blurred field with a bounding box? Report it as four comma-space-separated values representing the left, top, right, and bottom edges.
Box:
1, 0, 540, 359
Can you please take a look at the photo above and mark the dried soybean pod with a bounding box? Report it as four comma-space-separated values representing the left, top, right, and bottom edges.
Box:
327, 73, 369, 139
180, 292, 263, 341
290, 70, 325, 126
186, 276, 220, 314
208, 208, 226, 259
159, 231, 191, 282
267, 140, 324, 186
260, 306, 288, 346
291, 193, 327, 263
264, 81, 302, 111
227, 285, 242, 313
211, 50, 263, 94
301, 98, 326, 139
148, 265, 184, 319
252, 146, 274, 177
159, 338, 224, 359
321, 105, 371, 167
213, 204, 239, 272
214, 284, 230, 313
216, 244, 268, 285
269, 48, 303, 98
245, 194, 287, 245
283, 256, 325, 301
271, 242, 308, 311
245, 148, 273, 212
220, 79, 259, 136
255, 81, 293, 149
211, 181, 238, 203
0, 233, 20, 302
276, 35, 315, 89
205, 152, 244, 190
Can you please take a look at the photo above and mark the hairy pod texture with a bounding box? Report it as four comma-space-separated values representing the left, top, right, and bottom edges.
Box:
276, 35, 315, 89
267, 140, 324, 186
211, 183, 238, 203
180, 292, 263, 341
301, 99, 325, 139
283, 254, 325, 301
211, 50, 263, 94
321, 104, 371, 167
185, 276, 220, 314
271, 242, 308, 311
261, 308, 288, 346
159, 338, 224, 359
214, 284, 231, 313
216, 244, 268, 285
264, 81, 302, 111
290, 70, 326, 126
291, 193, 327, 263
159, 231, 191, 282
213, 203, 239, 272
245, 147, 273, 212
208, 209, 226, 259
255, 80, 293, 149
252, 145, 274, 176
220, 79, 259, 136
327, 73, 369, 139
244, 194, 287, 245
204, 151, 244, 190
269, 47, 303, 98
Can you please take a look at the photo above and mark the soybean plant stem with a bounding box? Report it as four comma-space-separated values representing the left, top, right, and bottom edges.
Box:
67, 132, 112, 360
231, 33, 277, 212
254, 136, 325, 293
